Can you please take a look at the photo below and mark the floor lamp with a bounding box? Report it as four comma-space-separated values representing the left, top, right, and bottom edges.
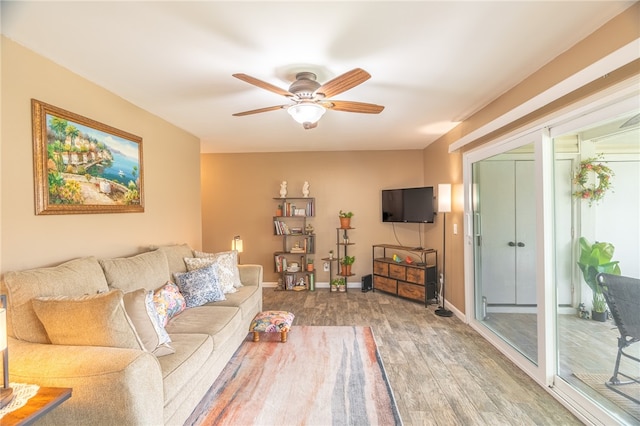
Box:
435, 184, 453, 317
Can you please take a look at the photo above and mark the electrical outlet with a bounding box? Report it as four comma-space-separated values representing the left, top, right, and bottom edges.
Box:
323, 262, 330, 272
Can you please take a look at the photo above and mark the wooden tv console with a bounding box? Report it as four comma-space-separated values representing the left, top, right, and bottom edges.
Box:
372, 244, 437, 307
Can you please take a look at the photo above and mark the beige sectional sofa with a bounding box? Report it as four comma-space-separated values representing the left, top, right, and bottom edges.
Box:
0, 244, 263, 425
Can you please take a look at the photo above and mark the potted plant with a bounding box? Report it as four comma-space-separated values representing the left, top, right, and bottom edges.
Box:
331, 277, 346, 292
328, 250, 334, 260
339, 210, 354, 229
306, 258, 314, 272
276, 204, 283, 216
341, 255, 355, 276
330, 278, 342, 292
577, 236, 621, 321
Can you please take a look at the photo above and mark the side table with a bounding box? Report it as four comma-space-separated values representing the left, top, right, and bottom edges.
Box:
2, 387, 72, 425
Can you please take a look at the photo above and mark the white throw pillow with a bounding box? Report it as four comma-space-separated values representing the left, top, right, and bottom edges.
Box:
184, 257, 236, 294
193, 250, 243, 289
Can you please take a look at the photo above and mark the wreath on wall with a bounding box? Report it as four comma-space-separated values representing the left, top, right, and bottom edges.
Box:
572, 155, 614, 207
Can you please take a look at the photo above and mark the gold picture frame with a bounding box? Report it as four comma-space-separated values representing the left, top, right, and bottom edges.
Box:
32, 99, 144, 215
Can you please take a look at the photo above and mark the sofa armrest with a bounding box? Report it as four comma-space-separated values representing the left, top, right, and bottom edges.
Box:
7, 337, 164, 425
238, 264, 263, 287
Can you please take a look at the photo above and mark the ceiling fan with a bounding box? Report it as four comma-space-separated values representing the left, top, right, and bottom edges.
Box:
232, 68, 384, 129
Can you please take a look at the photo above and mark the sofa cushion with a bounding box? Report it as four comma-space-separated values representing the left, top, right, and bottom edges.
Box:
157, 333, 212, 407
184, 257, 236, 294
193, 250, 243, 289
154, 243, 194, 278
32, 289, 144, 350
173, 265, 225, 308
1, 256, 109, 343
165, 305, 243, 351
123, 289, 174, 356
100, 250, 170, 293
153, 282, 187, 326
206, 284, 261, 320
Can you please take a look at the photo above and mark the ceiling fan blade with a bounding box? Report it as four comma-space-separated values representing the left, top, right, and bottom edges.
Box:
315, 68, 371, 99
232, 105, 287, 116
232, 73, 293, 98
325, 100, 385, 114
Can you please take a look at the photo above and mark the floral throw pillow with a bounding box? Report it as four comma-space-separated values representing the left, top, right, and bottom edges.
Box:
153, 282, 187, 326
193, 250, 243, 289
123, 288, 174, 357
173, 264, 226, 308
184, 257, 237, 294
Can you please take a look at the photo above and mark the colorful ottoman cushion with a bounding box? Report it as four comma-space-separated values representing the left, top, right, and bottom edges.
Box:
249, 310, 295, 342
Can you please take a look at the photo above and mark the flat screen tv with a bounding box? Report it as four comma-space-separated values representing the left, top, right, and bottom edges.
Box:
382, 186, 434, 223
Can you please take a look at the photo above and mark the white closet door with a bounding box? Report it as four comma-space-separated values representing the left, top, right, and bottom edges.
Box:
515, 161, 536, 304
478, 161, 517, 304
478, 160, 537, 305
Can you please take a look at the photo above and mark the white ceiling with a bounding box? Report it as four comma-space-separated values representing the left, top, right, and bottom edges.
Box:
1, 1, 634, 153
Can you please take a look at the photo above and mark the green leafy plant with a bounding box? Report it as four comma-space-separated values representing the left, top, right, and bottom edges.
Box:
577, 237, 621, 313
339, 210, 354, 218
331, 278, 346, 287
341, 255, 355, 266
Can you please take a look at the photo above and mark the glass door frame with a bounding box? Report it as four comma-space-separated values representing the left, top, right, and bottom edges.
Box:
461, 82, 639, 425
463, 129, 552, 388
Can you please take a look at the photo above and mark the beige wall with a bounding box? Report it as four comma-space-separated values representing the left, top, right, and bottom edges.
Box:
1, 37, 203, 272
422, 141, 464, 312
201, 151, 437, 284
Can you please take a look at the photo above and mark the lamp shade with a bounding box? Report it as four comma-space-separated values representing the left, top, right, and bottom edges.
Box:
287, 103, 326, 125
438, 184, 452, 213
231, 237, 243, 253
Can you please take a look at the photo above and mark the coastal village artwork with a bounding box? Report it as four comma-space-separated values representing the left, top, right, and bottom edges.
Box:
32, 99, 144, 214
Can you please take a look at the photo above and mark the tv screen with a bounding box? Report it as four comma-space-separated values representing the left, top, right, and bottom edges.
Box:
382, 187, 434, 223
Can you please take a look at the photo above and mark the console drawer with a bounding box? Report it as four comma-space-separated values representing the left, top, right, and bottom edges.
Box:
406, 267, 425, 284
398, 281, 425, 301
373, 260, 389, 276
374, 275, 397, 293
389, 263, 406, 280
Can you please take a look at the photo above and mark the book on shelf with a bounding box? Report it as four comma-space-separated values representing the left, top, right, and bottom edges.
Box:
278, 201, 314, 217
285, 274, 294, 290
274, 220, 292, 235
274, 255, 288, 272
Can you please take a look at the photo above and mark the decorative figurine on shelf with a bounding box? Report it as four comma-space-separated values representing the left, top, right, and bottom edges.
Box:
392, 254, 402, 263
305, 223, 314, 234
279, 181, 288, 198
329, 250, 334, 260
302, 181, 310, 197
405, 256, 414, 264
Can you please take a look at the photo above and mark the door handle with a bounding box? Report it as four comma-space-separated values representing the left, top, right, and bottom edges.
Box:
508, 242, 516, 247
517, 242, 525, 247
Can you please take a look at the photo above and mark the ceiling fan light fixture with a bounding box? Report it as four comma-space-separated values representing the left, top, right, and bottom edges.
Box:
287, 103, 326, 126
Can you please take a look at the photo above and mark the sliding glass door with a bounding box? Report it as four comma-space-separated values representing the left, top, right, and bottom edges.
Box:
472, 143, 539, 364
551, 104, 640, 425
463, 92, 639, 424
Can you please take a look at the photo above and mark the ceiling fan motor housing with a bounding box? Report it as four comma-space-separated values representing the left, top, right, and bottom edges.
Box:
289, 72, 321, 99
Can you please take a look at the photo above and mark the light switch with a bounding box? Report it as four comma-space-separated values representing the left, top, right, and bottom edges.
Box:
453, 223, 458, 235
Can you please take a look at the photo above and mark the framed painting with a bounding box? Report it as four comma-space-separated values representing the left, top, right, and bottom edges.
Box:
32, 99, 144, 215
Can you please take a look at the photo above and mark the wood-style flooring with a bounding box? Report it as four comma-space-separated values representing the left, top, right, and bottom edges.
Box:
263, 287, 581, 426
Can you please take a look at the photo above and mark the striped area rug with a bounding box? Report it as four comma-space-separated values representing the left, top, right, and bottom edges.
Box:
185, 326, 402, 426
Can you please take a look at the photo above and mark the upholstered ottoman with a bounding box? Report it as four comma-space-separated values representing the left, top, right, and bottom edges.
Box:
249, 310, 295, 342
